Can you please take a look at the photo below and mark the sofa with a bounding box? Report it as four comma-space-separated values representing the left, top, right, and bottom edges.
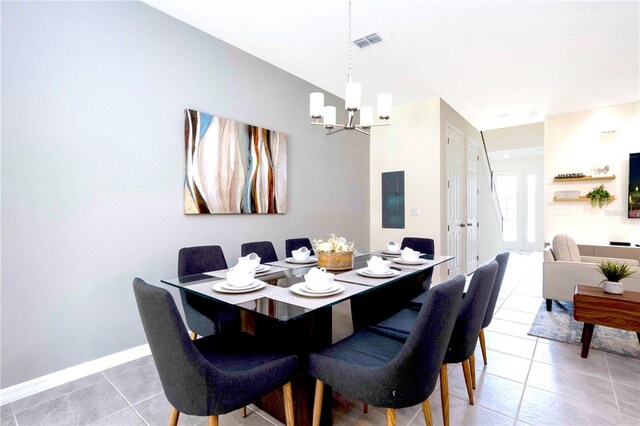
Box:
543, 234, 640, 311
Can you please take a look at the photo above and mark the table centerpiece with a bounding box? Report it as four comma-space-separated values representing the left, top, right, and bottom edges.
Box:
312, 234, 356, 271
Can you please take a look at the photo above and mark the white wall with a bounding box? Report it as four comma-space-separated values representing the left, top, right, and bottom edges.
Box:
1, 2, 370, 387
544, 102, 640, 245
484, 122, 544, 151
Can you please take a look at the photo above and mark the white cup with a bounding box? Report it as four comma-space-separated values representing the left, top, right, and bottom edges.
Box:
304, 267, 335, 291
292, 247, 310, 261
226, 268, 256, 287
401, 248, 420, 262
367, 259, 391, 274
237, 253, 261, 270
386, 241, 401, 253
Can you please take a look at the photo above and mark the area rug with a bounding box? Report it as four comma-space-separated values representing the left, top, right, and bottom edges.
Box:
528, 300, 640, 359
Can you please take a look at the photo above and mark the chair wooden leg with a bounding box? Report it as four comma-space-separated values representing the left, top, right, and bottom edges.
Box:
189, 331, 197, 340
312, 380, 324, 426
421, 399, 433, 426
462, 359, 474, 405
168, 407, 179, 426
386, 408, 396, 426
479, 329, 487, 365
470, 353, 476, 390
241, 406, 247, 418
283, 381, 295, 426
439, 364, 449, 426
363, 403, 368, 413
208, 415, 218, 426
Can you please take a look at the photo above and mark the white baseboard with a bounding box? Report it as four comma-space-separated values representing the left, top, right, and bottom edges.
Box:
0, 344, 151, 405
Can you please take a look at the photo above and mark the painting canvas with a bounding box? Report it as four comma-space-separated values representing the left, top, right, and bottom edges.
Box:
184, 109, 287, 214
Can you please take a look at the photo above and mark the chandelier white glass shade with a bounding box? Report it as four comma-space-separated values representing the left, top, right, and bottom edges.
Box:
309, 0, 391, 136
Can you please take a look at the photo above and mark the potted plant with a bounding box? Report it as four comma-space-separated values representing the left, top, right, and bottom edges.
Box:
586, 185, 613, 208
597, 261, 634, 294
312, 234, 356, 271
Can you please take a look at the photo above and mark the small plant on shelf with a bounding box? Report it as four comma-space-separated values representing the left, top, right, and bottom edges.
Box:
585, 184, 613, 208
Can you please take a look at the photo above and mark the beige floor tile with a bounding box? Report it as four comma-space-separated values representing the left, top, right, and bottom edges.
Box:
518, 386, 621, 425
606, 352, 640, 388
533, 339, 610, 380
493, 308, 537, 325
411, 393, 514, 426
482, 330, 537, 359
369, 403, 421, 426
613, 381, 640, 420
447, 365, 525, 418
501, 294, 544, 314
526, 361, 618, 411
473, 346, 532, 383
621, 415, 640, 425
330, 393, 385, 426
486, 318, 536, 340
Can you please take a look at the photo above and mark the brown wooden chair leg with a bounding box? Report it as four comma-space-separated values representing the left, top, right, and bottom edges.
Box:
470, 353, 476, 389
283, 382, 295, 426
439, 364, 449, 426
189, 331, 197, 340
363, 403, 368, 413
421, 399, 433, 426
312, 380, 324, 426
386, 408, 396, 426
479, 329, 487, 365
208, 415, 218, 426
241, 406, 247, 418
462, 359, 474, 405
168, 407, 179, 426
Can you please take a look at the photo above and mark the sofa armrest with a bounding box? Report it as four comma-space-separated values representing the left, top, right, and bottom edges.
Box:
580, 256, 640, 267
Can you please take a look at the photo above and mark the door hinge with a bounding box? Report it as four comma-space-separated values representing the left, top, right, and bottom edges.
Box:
477, 188, 479, 195
477, 222, 480, 227
447, 180, 450, 188
477, 155, 480, 161
447, 225, 450, 232
476, 255, 479, 261
447, 138, 450, 144
447, 268, 450, 275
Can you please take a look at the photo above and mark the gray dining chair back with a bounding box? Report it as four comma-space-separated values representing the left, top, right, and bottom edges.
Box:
133, 278, 297, 425
178, 245, 237, 337
401, 237, 436, 289
481, 252, 510, 329
241, 241, 278, 264
285, 237, 314, 258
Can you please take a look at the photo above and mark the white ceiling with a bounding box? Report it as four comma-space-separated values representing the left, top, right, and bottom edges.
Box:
141, 0, 640, 130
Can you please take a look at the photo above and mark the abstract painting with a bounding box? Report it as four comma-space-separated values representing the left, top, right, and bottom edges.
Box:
184, 109, 287, 214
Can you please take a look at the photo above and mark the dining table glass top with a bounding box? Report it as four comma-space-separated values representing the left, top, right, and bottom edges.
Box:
161, 252, 453, 322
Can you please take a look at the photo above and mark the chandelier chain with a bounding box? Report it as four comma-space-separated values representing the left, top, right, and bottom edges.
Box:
348, 0, 352, 83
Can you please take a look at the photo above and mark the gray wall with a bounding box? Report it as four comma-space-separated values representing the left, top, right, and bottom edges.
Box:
1, 1, 370, 387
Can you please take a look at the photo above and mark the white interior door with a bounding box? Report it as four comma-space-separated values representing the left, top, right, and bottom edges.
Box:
446, 124, 463, 277
466, 137, 479, 272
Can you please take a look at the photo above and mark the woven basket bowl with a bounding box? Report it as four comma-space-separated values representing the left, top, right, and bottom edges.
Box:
317, 251, 354, 271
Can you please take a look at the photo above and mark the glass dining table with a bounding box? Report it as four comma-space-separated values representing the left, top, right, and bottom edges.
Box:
160, 252, 454, 426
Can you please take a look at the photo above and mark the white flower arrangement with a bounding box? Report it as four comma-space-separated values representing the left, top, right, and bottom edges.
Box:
312, 233, 356, 253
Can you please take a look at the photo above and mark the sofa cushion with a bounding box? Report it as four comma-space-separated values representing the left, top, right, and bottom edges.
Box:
552, 234, 581, 261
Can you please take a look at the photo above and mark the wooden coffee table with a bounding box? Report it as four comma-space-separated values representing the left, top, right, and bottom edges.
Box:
573, 285, 640, 358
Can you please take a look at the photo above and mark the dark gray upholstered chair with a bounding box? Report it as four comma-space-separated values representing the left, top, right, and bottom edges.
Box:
133, 278, 296, 426
178, 246, 239, 340
241, 241, 278, 264
285, 238, 314, 258
308, 275, 465, 426
401, 237, 436, 291
366, 261, 498, 426
478, 252, 510, 366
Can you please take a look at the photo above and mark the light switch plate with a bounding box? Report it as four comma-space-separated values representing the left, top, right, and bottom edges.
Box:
411, 208, 420, 216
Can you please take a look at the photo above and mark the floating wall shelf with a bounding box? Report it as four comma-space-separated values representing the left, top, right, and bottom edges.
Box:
553, 175, 616, 182
553, 196, 616, 202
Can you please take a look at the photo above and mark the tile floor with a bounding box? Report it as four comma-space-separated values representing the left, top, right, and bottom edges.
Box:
2, 252, 639, 425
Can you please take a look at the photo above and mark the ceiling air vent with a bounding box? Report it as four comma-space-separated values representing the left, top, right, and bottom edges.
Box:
353, 32, 383, 48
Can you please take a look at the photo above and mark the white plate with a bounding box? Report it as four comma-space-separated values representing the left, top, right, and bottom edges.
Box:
302, 282, 339, 293
290, 283, 344, 297
285, 257, 318, 264
392, 258, 428, 265
254, 264, 271, 274
213, 280, 266, 294
381, 249, 402, 256
356, 268, 399, 278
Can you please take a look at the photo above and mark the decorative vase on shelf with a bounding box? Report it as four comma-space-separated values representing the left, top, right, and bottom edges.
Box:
602, 280, 623, 295
312, 234, 356, 271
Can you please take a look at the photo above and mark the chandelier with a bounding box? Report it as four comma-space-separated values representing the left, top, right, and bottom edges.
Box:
309, 0, 392, 136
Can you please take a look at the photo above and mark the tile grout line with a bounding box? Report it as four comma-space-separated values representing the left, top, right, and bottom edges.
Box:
603, 353, 623, 421
513, 337, 538, 423
99, 371, 151, 426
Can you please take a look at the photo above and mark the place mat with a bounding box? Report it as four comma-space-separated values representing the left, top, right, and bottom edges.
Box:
528, 300, 640, 359
334, 268, 414, 287
266, 259, 318, 269
389, 259, 439, 271
266, 282, 367, 310
205, 265, 289, 279
185, 280, 280, 305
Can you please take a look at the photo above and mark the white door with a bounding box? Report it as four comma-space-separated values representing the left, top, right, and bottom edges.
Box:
466, 137, 479, 273
446, 124, 464, 277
